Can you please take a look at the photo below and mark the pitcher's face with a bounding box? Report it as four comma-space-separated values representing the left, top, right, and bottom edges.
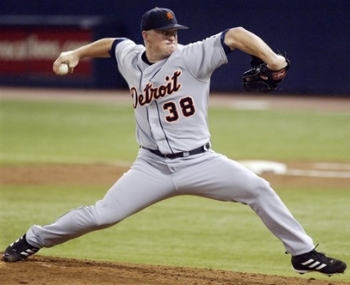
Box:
143, 29, 178, 61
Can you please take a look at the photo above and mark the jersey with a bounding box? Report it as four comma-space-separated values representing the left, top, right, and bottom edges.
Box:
110, 33, 228, 154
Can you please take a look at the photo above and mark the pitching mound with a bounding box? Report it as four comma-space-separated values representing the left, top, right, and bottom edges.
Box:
1, 255, 349, 285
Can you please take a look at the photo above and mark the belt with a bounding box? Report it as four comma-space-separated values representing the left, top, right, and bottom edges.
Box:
142, 142, 211, 159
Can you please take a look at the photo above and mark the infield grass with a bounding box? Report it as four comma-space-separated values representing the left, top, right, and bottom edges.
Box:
2, 95, 350, 281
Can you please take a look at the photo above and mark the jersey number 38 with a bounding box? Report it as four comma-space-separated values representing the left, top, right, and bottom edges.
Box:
163, 96, 196, 123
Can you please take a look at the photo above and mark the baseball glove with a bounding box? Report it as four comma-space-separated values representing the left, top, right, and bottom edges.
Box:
242, 55, 290, 93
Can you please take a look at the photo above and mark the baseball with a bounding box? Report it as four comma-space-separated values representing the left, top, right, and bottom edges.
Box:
57, 63, 69, 75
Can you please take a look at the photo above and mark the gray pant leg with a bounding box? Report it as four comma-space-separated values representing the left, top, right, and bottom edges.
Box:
26, 153, 175, 248
174, 151, 314, 256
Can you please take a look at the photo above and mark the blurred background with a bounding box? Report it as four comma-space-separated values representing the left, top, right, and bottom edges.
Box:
1, 0, 349, 96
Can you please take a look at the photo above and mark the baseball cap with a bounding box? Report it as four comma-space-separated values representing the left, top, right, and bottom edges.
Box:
141, 7, 189, 31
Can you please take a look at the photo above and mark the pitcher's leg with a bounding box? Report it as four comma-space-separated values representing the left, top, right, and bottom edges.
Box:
245, 179, 314, 255
177, 152, 314, 255
26, 157, 175, 248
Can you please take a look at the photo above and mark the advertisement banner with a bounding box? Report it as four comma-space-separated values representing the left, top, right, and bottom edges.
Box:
0, 28, 92, 76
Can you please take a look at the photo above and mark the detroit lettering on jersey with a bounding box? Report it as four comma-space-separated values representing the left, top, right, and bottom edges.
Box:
131, 70, 182, 108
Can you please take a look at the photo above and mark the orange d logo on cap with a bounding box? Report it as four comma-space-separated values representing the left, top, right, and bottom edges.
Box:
166, 12, 174, 20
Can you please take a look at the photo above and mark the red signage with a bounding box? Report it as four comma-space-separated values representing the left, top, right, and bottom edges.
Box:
0, 28, 92, 76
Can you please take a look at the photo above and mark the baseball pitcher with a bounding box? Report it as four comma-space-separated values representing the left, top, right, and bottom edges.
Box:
3, 7, 346, 276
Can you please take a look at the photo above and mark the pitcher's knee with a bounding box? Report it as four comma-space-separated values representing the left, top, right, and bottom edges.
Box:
89, 204, 127, 228
242, 176, 273, 200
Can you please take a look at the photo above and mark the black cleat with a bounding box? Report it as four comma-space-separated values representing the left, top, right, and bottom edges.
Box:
2, 234, 40, 262
291, 249, 347, 276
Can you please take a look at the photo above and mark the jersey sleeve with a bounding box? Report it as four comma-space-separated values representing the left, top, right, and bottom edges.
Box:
109, 38, 144, 80
109, 38, 127, 60
109, 38, 136, 62
180, 32, 229, 81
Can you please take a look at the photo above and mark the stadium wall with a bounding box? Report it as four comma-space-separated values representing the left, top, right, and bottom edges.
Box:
1, 0, 349, 96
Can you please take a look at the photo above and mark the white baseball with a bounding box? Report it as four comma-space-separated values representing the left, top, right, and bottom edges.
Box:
57, 63, 69, 75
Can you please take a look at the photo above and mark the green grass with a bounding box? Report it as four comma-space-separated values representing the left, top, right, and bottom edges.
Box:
209, 107, 350, 161
1, 97, 350, 282
2, 100, 137, 164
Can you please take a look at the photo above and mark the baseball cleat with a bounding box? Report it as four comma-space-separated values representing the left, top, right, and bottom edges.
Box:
2, 234, 40, 262
291, 249, 347, 276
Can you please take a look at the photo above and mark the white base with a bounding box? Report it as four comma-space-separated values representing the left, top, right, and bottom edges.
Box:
238, 160, 287, 175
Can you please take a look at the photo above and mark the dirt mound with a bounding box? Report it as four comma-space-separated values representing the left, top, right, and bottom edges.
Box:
1, 255, 349, 285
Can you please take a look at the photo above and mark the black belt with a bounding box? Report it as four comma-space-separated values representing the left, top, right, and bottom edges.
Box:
142, 142, 211, 159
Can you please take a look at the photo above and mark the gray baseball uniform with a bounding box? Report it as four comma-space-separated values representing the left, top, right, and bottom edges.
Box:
26, 31, 314, 256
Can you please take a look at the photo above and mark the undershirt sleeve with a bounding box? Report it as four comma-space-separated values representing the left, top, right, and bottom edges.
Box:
220, 29, 233, 55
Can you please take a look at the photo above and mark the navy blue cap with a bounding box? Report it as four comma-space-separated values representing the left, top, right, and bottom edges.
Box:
141, 7, 189, 31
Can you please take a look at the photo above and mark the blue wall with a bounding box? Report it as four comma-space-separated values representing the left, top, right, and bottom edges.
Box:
1, 0, 350, 95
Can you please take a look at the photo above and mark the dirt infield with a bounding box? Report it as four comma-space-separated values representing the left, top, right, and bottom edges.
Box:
2, 88, 350, 285
1, 255, 350, 285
